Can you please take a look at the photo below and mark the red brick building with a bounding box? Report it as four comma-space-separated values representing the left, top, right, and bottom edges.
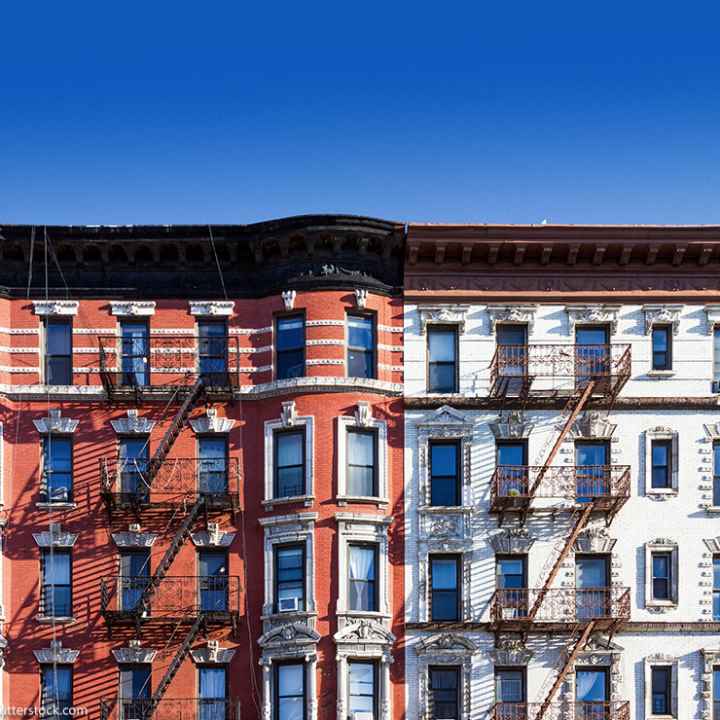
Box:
0, 216, 405, 720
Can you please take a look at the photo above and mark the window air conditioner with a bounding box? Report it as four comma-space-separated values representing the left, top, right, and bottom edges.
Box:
502, 607, 519, 620
352, 712, 374, 720
50, 487, 69, 502
278, 597, 300, 612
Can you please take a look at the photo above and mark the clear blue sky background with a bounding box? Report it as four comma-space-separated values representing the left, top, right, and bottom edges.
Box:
2, 1, 719, 225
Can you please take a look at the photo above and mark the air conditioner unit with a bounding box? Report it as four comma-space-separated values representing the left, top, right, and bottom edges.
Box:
502, 607, 519, 620
352, 712, 374, 720
129, 523, 141, 533
278, 597, 300, 613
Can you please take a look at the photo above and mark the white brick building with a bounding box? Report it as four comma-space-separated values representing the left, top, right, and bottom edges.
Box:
403, 225, 720, 720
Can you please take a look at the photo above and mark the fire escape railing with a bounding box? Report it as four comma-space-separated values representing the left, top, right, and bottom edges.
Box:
101, 697, 241, 720
492, 701, 631, 720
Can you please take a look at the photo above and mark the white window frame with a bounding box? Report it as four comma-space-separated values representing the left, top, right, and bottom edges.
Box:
264, 401, 314, 508
701, 649, 720, 720
644, 654, 678, 719
259, 512, 317, 619
336, 403, 388, 506
644, 428, 679, 498
645, 539, 679, 608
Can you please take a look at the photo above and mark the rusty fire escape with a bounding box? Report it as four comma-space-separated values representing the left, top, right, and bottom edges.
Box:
489, 341, 632, 720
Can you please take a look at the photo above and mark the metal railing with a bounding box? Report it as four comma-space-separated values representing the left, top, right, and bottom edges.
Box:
489, 344, 632, 397
100, 697, 241, 720
100, 456, 240, 502
491, 587, 630, 625
490, 465, 631, 505
100, 575, 241, 617
493, 701, 630, 720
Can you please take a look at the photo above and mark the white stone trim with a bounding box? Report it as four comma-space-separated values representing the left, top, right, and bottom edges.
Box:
33, 524, 77, 547
643, 427, 679, 497
335, 643, 394, 720
418, 305, 469, 334
33, 640, 79, 664
33, 409, 79, 434
188, 300, 235, 316
190, 643, 236, 664
110, 301, 156, 316
566, 304, 620, 335
281, 290, 297, 311
336, 404, 388, 505
645, 538, 679, 610
705, 305, 720, 335
354, 288, 368, 309
486, 304, 537, 335
33, 300, 78, 317
191, 528, 235, 547
111, 531, 157, 548
189, 408, 235, 434
259, 513, 318, 619
701, 649, 720, 720
112, 641, 156, 664
644, 653, 678, 718
260, 654, 318, 720
110, 410, 155, 435
642, 304, 681, 335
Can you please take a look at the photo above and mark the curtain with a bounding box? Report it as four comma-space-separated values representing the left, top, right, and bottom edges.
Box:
349, 546, 375, 609
200, 668, 226, 699
575, 671, 605, 702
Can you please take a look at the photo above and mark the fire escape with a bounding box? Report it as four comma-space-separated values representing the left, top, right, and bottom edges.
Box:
489, 341, 632, 720
98, 334, 241, 720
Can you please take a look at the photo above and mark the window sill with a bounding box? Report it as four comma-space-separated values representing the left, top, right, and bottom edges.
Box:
337, 495, 388, 507
36, 502, 77, 511
36, 615, 76, 625
262, 495, 314, 510
646, 370, 675, 378
706, 506, 720, 514
646, 490, 678, 500
646, 601, 677, 609
261, 609, 317, 622
337, 610, 391, 620
418, 505, 469, 513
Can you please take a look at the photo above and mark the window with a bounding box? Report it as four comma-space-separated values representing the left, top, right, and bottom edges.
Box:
652, 552, 672, 602
120, 549, 150, 612
347, 314, 375, 379
198, 550, 228, 612
41, 549, 72, 617
348, 544, 377, 612
495, 668, 525, 705
651, 440, 672, 490
575, 441, 610, 500
199, 666, 226, 720
714, 441, 720, 507
496, 324, 528, 395
496, 441, 529, 497
274, 430, 305, 498
576, 555, 609, 620
714, 667, 720, 720
427, 326, 458, 393
430, 555, 460, 622
651, 666, 671, 715
275, 663, 305, 720
348, 661, 377, 719
198, 320, 228, 382
120, 320, 149, 386
119, 664, 151, 718
275, 544, 305, 613
652, 325, 672, 371
429, 441, 461, 506
41, 664, 72, 720
714, 556, 720, 622
42, 436, 72, 503
118, 438, 149, 499
496, 555, 527, 618
715, 326, 720, 391
347, 429, 377, 497
198, 436, 228, 494
576, 668, 608, 709
44, 319, 72, 385
276, 315, 305, 379
429, 667, 460, 720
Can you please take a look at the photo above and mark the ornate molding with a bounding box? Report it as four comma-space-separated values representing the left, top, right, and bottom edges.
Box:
190, 642, 236, 664
418, 305, 469, 334
642, 304, 681, 335
489, 528, 536, 554
110, 301, 156, 316
703, 537, 720, 553
488, 410, 533, 439
574, 527, 617, 554
33, 408, 79, 434
705, 304, 720, 335
334, 619, 395, 649
34, 641, 79, 664
568, 411, 616, 439
191, 527, 235, 547
112, 530, 157, 548
33, 523, 77, 547
112, 641, 156, 664
566, 304, 620, 335
354, 401, 372, 427
188, 300, 235, 316
281, 290, 297, 311
280, 400, 297, 428
258, 621, 320, 652
32, 300, 79, 317
110, 409, 155, 435
486, 304, 537, 334
701, 649, 720, 720
703, 423, 720, 440
354, 288, 368, 309
189, 407, 235, 434
417, 405, 473, 434
490, 638, 533, 666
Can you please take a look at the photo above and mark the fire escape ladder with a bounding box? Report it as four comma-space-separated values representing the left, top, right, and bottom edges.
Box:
535, 619, 597, 720
528, 380, 595, 499
526, 503, 594, 622
138, 496, 206, 612
148, 614, 205, 714
146, 376, 206, 484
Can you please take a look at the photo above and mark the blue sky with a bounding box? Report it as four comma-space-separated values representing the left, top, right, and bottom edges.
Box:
1, 1, 719, 225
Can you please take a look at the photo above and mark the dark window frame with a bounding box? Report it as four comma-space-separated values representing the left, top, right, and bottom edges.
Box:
41, 663, 73, 719
44, 318, 73, 386
273, 428, 306, 499
496, 554, 528, 589
651, 324, 673, 371
40, 548, 72, 618
346, 427, 379, 498
651, 439, 672, 490
274, 660, 306, 720
347, 311, 377, 379
274, 542, 306, 613
119, 318, 150, 387
275, 312, 306, 380
713, 441, 720, 506
494, 665, 527, 704
348, 542, 379, 612
41, 434, 73, 503
197, 434, 229, 495
714, 555, 720, 622
197, 664, 228, 719
197, 318, 229, 380
429, 665, 461, 720
651, 551, 672, 602
118, 662, 152, 701
427, 325, 459, 394
651, 665, 672, 715
429, 440, 461, 507
430, 553, 461, 622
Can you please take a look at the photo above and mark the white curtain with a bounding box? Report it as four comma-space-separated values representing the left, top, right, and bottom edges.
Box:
349, 546, 374, 609
575, 670, 605, 701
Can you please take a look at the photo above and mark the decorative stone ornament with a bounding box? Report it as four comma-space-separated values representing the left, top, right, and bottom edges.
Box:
490, 638, 533, 665
110, 409, 155, 434
190, 642, 236, 664
188, 300, 235, 316
705, 304, 720, 334
701, 649, 720, 719
112, 640, 157, 664
32, 300, 79, 316
566, 304, 620, 335
34, 640, 80, 664
280, 400, 297, 428
112, 528, 157, 548
489, 410, 533, 439
569, 411, 616, 439
281, 290, 297, 311
354, 401, 372, 427
418, 305, 469, 334
191, 526, 236, 547
489, 527, 536, 554
574, 527, 617, 553
486, 304, 537, 334
33, 408, 79, 434
33, 523, 77, 547
354, 288, 368, 309
189, 407, 235, 434
642, 304, 681, 335
110, 301, 156, 316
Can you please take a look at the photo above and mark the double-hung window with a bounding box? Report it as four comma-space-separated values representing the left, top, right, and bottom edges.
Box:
429, 666, 460, 720
44, 319, 72, 385
651, 551, 672, 602
198, 550, 229, 612
348, 544, 377, 612
198, 436, 228, 495
274, 430, 305, 498
275, 544, 305, 613
347, 429, 377, 497
275, 663, 305, 720
120, 320, 149, 386
714, 556, 720, 622
41, 664, 73, 720
651, 439, 672, 490
427, 326, 458, 393
119, 664, 151, 719
348, 661, 377, 720
651, 666, 671, 715
347, 314, 375, 378
714, 441, 720, 507
199, 666, 226, 720
429, 441, 460, 506
652, 325, 672, 371
276, 315, 305, 379
42, 436, 73, 503
41, 549, 72, 618
198, 320, 228, 382
430, 555, 460, 622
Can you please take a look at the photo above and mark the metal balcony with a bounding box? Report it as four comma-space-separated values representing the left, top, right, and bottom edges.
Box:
492, 702, 630, 720
98, 335, 240, 403
489, 344, 631, 400
100, 575, 240, 630
491, 587, 630, 632
100, 457, 240, 514
490, 465, 630, 519
100, 697, 241, 720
